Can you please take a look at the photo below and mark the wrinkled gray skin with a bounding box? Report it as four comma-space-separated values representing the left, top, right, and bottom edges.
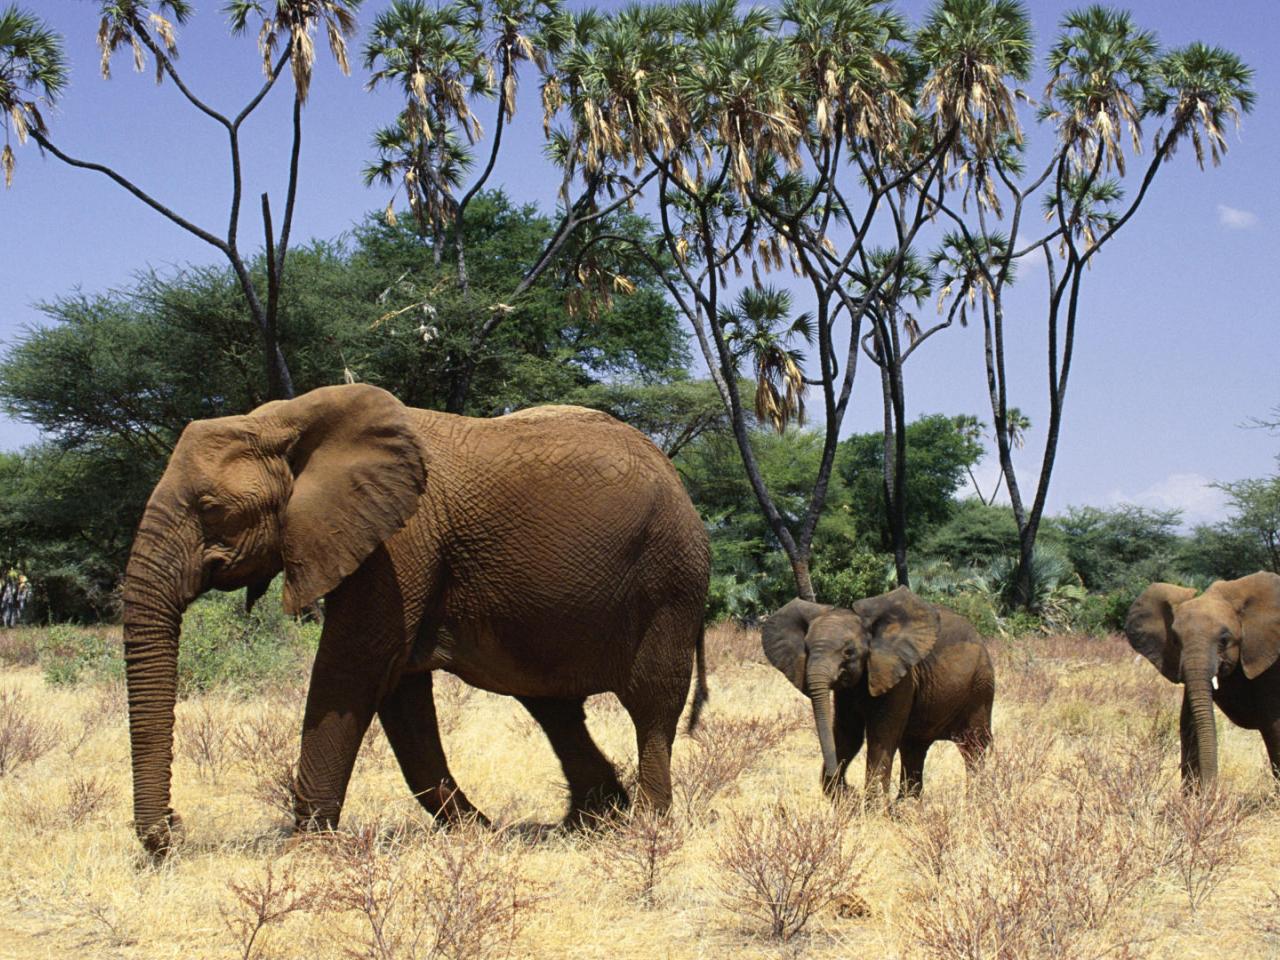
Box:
1126, 571, 1280, 788
763, 587, 994, 802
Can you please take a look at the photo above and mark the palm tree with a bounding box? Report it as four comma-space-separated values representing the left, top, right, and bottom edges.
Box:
1043, 6, 1158, 176
363, 0, 484, 268
226, 0, 362, 104
1152, 41, 1255, 170
0, 4, 67, 187
915, 0, 1033, 164
721, 286, 813, 434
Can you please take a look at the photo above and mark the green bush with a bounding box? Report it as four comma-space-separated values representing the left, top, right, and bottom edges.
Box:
812, 551, 893, 607
31, 580, 319, 692
928, 588, 1001, 638
177, 583, 319, 694
36, 625, 123, 686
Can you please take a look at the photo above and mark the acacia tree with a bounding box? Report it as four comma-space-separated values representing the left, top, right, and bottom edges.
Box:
2, 0, 362, 401
931, 6, 1254, 607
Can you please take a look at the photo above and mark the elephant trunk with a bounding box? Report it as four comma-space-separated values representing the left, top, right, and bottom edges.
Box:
1184, 661, 1219, 787
121, 493, 203, 855
807, 663, 840, 793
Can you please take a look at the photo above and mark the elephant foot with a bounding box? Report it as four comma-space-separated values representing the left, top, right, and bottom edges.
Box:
292, 790, 342, 834
419, 782, 490, 829
564, 781, 631, 830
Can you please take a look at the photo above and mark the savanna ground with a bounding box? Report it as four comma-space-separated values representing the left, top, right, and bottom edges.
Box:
1, 622, 1278, 959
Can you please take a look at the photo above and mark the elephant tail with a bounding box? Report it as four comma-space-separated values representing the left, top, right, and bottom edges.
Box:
686, 626, 709, 733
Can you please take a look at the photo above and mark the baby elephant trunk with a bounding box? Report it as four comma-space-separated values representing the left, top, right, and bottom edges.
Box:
807, 661, 841, 792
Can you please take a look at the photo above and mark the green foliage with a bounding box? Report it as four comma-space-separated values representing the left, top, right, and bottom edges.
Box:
36, 625, 121, 686
1053, 504, 1183, 591
839, 414, 984, 552
920, 499, 1019, 567
177, 583, 319, 695
811, 551, 893, 608
29, 580, 318, 691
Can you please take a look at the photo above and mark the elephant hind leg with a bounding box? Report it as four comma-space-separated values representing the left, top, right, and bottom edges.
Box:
518, 696, 627, 826
379, 671, 486, 825
955, 702, 993, 780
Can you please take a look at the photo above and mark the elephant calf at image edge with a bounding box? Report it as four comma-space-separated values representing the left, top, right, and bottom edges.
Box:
1126, 571, 1280, 786
122, 384, 710, 855
763, 587, 994, 801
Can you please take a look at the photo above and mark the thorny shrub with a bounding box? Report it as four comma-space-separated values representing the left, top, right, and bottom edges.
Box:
319, 820, 537, 960
714, 800, 868, 942
178, 699, 231, 783
222, 857, 318, 960
674, 713, 799, 819
0, 686, 58, 776
231, 702, 301, 818
1160, 785, 1245, 911
63, 773, 116, 826
590, 805, 689, 908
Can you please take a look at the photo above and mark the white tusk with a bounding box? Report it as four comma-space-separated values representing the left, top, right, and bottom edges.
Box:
1211, 675, 1219, 691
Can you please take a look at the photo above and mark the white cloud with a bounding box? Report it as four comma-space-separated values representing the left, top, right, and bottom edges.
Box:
1217, 204, 1258, 230
1107, 473, 1228, 527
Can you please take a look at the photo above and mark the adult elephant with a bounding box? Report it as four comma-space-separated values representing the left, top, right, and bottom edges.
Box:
1126, 572, 1280, 787
123, 384, 709, 855
762, 588, 993, 803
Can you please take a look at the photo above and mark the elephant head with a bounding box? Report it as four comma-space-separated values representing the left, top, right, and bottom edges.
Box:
762, 587, 940, 789
122, 384, 426, 854
1126, 571, 1280, 784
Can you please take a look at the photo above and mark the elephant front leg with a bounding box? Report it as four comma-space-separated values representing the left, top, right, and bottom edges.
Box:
294, 646, 381, 831
1179, 688, 1201, 787
293, 579, 404, 832
381, 671, 486, 824
828, 689, 865, 793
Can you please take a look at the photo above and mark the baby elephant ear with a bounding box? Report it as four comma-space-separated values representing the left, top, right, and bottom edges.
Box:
1125, 582, 1197, 682
1228, 571, 1280, 680
855, 586, 939, 697
762, 598, 833, 692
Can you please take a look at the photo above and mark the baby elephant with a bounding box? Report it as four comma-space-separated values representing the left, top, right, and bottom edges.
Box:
763, 587, 994, 802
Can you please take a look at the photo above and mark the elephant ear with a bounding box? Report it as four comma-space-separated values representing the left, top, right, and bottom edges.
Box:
762, 598, 833, 692
854, 586, 939, 697
1124, 582, 1197, 682
1228, 572, 1280, 680
271, 384, 426, 614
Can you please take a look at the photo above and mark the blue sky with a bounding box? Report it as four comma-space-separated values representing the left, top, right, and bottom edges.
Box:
2, 0, 1277, 525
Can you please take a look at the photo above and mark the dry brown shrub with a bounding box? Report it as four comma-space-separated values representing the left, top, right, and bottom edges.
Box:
178, 699, 231, 783
64, 773, 117, 826
899, 735, 1164, 960
319, 820, 537, 960
589, 806, 689, 908
0, 685, 58, 776
673, 713, 795, 819
1160, 785, 1246, 911
704, 620, 764, 673
0, 627, 39, 666
64, 685, 124, 757
221, 857, 317, 960
231, 703, 301, 817
714, 800, 867, 942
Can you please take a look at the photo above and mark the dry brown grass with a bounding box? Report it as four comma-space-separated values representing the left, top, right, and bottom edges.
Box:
0, 626, 1277, 958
